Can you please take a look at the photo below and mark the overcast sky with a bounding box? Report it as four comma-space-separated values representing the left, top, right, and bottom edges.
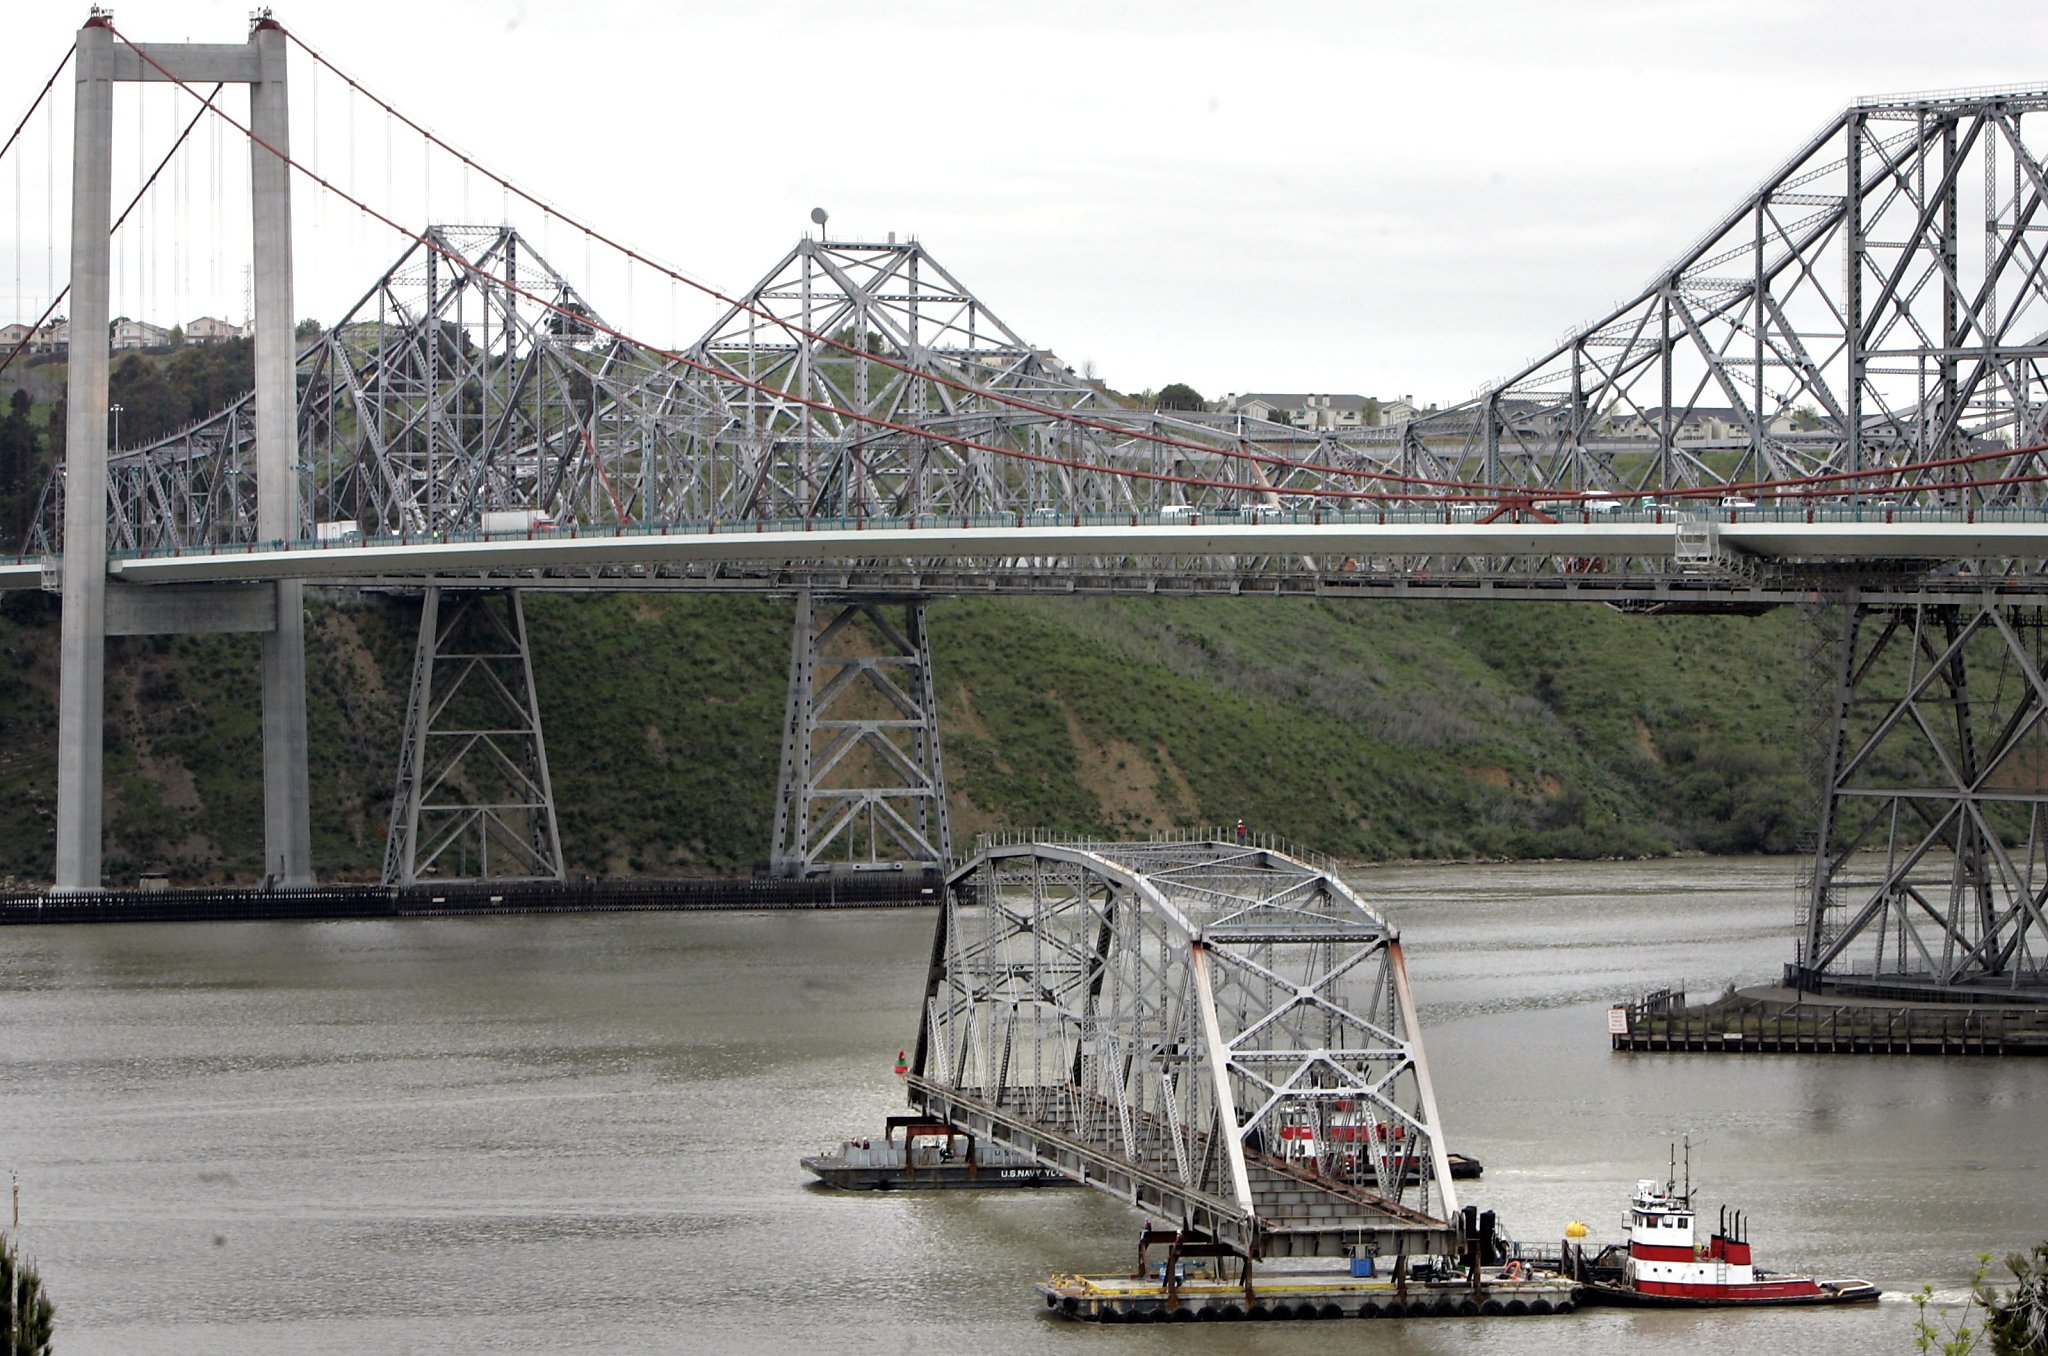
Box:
5, 0, 2048, 405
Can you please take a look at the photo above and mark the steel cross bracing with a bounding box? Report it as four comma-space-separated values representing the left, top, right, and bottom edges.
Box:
910, 838, 1458, 1260
32, 224, 728, 553
769, 592, 951, 877
1401, 88, 2048, 513
1795, 599, 2048, 999
381, 587, 564, 886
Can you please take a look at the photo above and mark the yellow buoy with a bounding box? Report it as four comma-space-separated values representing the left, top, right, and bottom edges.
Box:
1564, 1221, 1589, 1239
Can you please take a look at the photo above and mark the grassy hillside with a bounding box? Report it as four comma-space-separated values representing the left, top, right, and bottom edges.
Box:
0, 588, 1815, 887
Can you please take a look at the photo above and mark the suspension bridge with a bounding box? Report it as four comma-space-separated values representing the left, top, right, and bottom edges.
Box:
1, 9, 2046, 1024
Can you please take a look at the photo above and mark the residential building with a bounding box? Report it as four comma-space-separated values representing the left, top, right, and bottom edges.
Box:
0, 323, 30, 353
184, 315, 244, 343
1217, 392, 1378, 431
31, 319, 68, 353
1605, 405, 1799, 442
111, 319, 170, 350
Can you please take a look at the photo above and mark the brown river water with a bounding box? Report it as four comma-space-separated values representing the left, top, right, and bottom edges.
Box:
0, 856, 2039, 1353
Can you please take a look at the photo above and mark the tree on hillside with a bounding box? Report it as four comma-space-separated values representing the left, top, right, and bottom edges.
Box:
0, 392, 35, 554
109, 353, 177, 445
1155, 382, 1205, 411
163, 337, 254, 426
0, 1228, 56, 1355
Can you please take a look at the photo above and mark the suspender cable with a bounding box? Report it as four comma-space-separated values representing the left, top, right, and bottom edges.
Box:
0, 82, 225, 382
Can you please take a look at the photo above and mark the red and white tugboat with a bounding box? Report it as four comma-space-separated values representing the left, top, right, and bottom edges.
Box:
1577, 1154, 1879, 1308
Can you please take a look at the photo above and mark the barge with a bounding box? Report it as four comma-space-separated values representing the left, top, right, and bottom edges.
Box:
1039, 1233, 1574, 1323
802, 1117, 1074, 1190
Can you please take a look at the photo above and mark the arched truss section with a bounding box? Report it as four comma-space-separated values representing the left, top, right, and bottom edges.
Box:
37, 228, 1386, 558
686, 236, 1368, 521
1403, 88, 2048, 505
910, 837, 1458, 1260
37, 224, 730, 553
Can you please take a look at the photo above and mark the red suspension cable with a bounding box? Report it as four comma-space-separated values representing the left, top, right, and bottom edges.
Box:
99, 20, 2048, 508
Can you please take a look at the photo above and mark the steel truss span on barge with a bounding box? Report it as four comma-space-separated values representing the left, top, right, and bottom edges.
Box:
905, 837, 1460, 1260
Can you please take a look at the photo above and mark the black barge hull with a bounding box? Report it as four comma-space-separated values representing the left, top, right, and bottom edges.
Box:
802, 1158, 1075, 1190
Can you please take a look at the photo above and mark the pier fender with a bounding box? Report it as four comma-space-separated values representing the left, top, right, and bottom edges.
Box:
1458, 1298, 1479, 1316
1531, 1298, 1554, 1315
1481, 1298, 1505, 1316
1355, 1302, 1381, 1319
1555, 1299, 1576, 1314
1506, 1298, 1530, 1316
1219, 1303, 1244, 1320
1247, 1304, 1273, 1321
1319, 1303, 1345, 1319
1169, 1307, 1197, 1323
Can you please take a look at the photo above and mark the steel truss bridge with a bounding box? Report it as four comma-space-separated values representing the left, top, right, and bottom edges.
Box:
911, 836, 1458, 1259
8, 15, 2048, 1000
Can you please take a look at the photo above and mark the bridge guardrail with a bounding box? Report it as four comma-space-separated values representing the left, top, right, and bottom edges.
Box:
88, 499, 2048, 566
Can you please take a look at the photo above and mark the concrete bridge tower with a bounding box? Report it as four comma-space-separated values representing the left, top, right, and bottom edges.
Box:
53, 11, 310, 891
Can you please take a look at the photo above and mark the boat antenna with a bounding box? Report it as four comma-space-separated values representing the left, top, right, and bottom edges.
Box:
1666, 1141, 1676, 1196
1682, 1134, 1691, 1200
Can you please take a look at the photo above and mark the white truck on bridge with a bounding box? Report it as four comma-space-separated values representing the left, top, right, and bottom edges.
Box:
480, 509, 557, 535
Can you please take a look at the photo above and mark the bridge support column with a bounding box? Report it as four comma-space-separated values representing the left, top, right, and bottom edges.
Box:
769, 592, 952, 878
250, 18, 311, 885
382, 589, 564, 886
51, 20, 115, 893
1797, 599, 2048, 999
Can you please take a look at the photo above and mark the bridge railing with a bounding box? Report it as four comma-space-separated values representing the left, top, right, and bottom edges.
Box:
85, 499, 2048, 566
969, 826, 1341, 877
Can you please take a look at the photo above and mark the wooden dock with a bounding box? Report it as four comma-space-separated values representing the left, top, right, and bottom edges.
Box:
1610, 987, 2048, 1055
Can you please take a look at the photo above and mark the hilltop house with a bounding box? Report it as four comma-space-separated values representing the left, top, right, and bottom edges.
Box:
1605, 405, 1800, 442
185, 315, 244, 343
1217, 392, 1377, 431
112, 319, 170, 350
